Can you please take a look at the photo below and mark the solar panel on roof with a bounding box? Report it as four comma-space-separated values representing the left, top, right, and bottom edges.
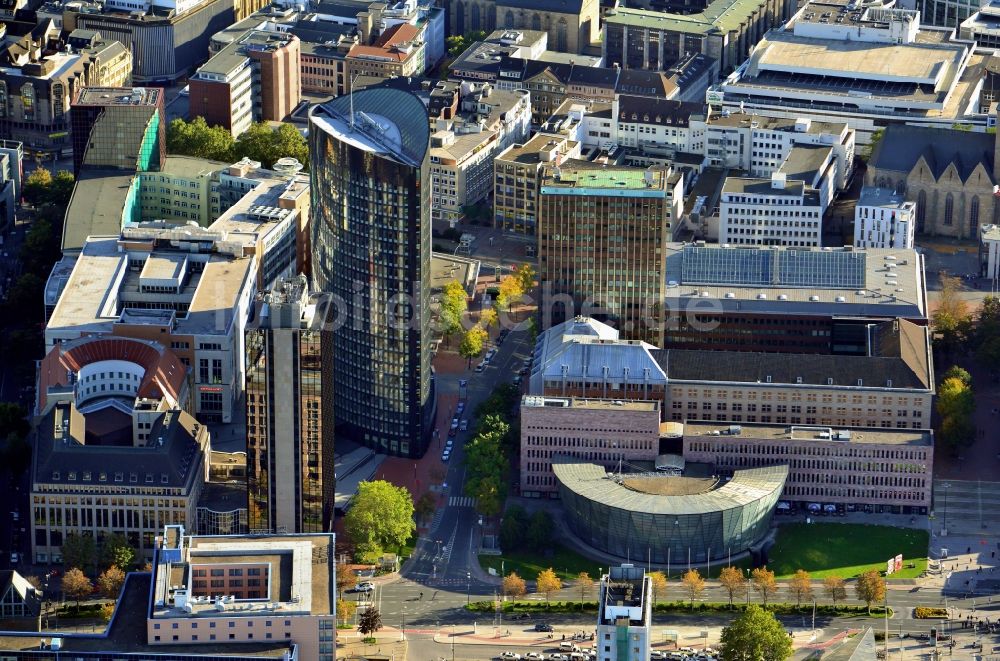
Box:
680, 246, 866, 289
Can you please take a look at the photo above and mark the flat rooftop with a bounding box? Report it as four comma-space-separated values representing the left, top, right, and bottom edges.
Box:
779, 144, 832, 185
46, 236, 256, 339
662, 243, 926, 317
496, 133, 578, 166
522, 395, 659, 411
157, 154, 229, 178
75, 86, 162, 106
706, 111, 846, 136
430, 252, 480, 296
604, 0, 776, 36
541, 166, 666, 194
61, 170, 137, 253
683, 420, 933, 446
722, 177, 809, 197
153, 533, 332, 619
858, 186, 914, 210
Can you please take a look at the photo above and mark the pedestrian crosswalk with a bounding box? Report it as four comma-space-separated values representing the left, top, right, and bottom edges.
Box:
448, 496, 477, 508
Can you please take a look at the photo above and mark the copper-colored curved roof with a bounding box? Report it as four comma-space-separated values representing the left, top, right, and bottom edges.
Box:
38, 336, 188, 411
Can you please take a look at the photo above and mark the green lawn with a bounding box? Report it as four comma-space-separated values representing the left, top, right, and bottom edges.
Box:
767, 523, 929, 579
479, 543, 600, 581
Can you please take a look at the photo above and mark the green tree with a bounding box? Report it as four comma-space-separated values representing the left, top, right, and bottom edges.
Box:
855, 570, 886, 615
823, 575, 847, 605
232, 122, 309, 169
445, 30, 486, 57
861, 128, 885, 161
499, 504, 528, 551
937, 374, 975, 448
719, 566, 747, 607
414, 491, 436, 523
343, 480, 416, 554
942, 365, 972, 386
459, 325, 488, 367
496, 274, 524, 314
99, 533, 135, 570
788, 569, 813, 607
97, 565, 126, 599
22, 167, 52, 206
62, 533, 96, 573
681, 569, 705, 607
536, 567, 562, 602
0, 403, 29, 443
100, 601, 116, 622
977, 336, 1000, 372
463, 415, 510, 516
61, 568, 93, 609
718, 604, 793, 661
525, 510, 553, 551
50, 170, 75, 206
336, 598, 357, 625
18, 217, 60, 277
357, 606, 383, 637
439, 280, 468, 343
166, 116, 235, 161
479, 307, 498, 338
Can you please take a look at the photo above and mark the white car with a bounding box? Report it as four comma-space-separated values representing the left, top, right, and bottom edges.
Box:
525, 654, 545, 660
499, 653, 522, 660
475, 362, 486, 372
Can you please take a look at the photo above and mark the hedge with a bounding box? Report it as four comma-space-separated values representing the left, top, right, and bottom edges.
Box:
914, 607, 948, 619
467, 600, 891, 618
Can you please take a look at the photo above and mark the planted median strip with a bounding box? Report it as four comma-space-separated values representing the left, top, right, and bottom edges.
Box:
466, 600, 892, 618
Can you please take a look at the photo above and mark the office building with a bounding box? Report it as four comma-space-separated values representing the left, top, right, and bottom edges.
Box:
854, 187, 917, 249
310, 87, 435, 458
44, 233, 259, 424
245, 277, 334, 534
708, 0, 984, 141
494, 133, 581, 234
920, 0, 984, 27
189, 30, 301, 137
683, 421, 933, 513
538, 162, 682, 343
602, 0, 794, 73
980, 224, 1000, 280
557, 458, 787, 565
70, 86, 166, 176
959, 0, 1000, 47
345, 22, 426, 84
529, 315, 935, 430
0, 32, 132, 157
147, 526, 335, 660
661, 243, 928, 352
718, 169, 824, 247
429, 82, 531, 225
73, 0, 236, 83
596, 565, 653, 661
520, 396, 662, 497
866, 121, 1000, 239
0, 140, 21, 234
31, 335, 209, 563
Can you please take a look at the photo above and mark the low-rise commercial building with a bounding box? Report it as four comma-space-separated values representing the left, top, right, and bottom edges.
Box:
709, 0, 983, 141
981, 223, 1000, 280
149, 526, 335, 660
520, 396, 661, 497
0, 140, 21, 234
345, 22, 425, 84
70, 86, 166, 177
854, 187, 917, 249
683, 421, 933, 513
528, 315, 935, 431
190, 30, 301, 136
494, 133, 580, 234
597, 565, 653, 661
31, 335, 209, 563
959, 0, 1000, 48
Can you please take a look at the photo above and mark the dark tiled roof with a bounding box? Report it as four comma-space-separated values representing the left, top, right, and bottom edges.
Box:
568, 64, 619, 88
617, 95, 701, 127
497, 0, 585, 13
616, 69, 675, 97
871, 124, 996, 182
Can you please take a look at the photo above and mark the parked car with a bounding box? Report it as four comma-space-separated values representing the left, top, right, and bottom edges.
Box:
442, 451, 451, 462
450, 418, 459, 429
513, 376, 522, 386
499, 653, 522, 660
459, 419, 468, 431
525, 654, 545, 660
533, 622, 553, 632
475, 362, 486, 373
9, 553, 18, 565
456, 401, 466, 415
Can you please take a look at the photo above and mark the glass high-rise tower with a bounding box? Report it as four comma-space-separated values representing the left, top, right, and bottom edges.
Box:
309, 88, 435, 458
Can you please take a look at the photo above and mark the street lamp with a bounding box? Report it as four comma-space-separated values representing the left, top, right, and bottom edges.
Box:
942, 482, 951, 536
746, 568, 751, 606
467, 572, 472, 605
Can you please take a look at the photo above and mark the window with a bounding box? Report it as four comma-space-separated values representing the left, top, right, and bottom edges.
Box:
970, 195, 980, 234
944, 193, 954, 226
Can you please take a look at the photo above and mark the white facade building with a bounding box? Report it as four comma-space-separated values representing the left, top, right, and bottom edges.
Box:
719, 172, 824, 246
854, 187, 917, 249
981, 224, 1000, 280
597, 565, 652, 661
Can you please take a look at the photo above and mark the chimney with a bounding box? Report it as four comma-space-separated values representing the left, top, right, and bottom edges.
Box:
771, 172, 787, 190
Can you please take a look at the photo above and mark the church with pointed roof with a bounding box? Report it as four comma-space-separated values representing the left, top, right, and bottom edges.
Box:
866, 121, 1000, 239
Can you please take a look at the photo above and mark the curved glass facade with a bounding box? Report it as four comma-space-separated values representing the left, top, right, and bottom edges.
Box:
554, 461, 787, 563
309, 89, 435, 458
